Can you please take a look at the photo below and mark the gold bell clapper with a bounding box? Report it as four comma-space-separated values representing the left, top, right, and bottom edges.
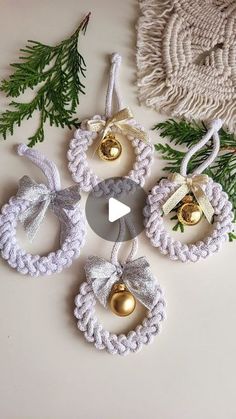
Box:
177, 195, 202, 226
109, 283, 136, 317
97, 133, 122, 161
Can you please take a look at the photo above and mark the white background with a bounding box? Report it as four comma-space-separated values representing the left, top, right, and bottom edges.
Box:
0, 1, 236, 418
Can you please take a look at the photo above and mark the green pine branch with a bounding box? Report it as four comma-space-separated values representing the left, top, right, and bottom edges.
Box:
153, 119, 236, 239
170, 214, 185, 232
153, 119, 206, 145
0, 13, 90, 147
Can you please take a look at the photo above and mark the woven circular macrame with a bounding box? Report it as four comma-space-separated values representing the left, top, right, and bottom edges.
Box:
144, 120, 234, 262
0, 145, 86, 276
137, 0, 236, 131
74, 219, 166, 355
67, 53, 153, 192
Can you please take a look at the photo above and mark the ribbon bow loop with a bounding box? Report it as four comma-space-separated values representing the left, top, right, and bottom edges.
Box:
17, 175, 81, 240
85, 256, 159, 310
163, 173, 214, 223
87, 107, 148, 144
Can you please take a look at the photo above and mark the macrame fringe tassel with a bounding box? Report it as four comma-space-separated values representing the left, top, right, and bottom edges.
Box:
136, 0, 236, 131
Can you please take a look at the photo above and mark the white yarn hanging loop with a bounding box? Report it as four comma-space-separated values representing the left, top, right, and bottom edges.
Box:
110, 218, 138, 266
67, 53, 153, 192
105, 52, 123, 118
74, 218, 166, 355
0, 145, 86, 277
144, 120, 234, 262
180, 119, 222, 176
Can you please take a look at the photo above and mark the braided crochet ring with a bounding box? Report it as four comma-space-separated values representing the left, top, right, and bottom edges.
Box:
0, 144, 86, 276
67, 53, 153, 192
74, 218, 166, 355
144, 119, 234, 262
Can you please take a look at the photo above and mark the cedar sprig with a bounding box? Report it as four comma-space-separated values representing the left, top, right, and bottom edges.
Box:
153, 119, 236, 238
0, 13, 90, 147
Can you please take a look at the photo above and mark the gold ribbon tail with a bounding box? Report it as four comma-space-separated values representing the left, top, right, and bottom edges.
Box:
192, 185, 214, 223
163, 184, 189, 215
115, 123, 148, 142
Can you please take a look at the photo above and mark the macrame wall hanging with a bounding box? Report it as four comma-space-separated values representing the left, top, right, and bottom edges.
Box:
137, 0, 236, 131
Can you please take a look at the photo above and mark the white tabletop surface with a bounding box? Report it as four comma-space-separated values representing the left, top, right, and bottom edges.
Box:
0, 1, 236, 419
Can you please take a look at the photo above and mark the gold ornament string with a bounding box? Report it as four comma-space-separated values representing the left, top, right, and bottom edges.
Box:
86, 107, 148, 154
162, 173, 214, 223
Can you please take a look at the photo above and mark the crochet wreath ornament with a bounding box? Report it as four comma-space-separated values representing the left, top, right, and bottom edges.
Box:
144, 120, 234, 262
0, 145, 86, 276
74, 219, 166, 355
67, 53, 153, 192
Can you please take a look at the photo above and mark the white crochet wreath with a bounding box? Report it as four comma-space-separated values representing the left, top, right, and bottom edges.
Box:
0, 145, 86, 277
144, 178, 233, 262
144, 119, 234, 262
0, 197, 85, 276
74, 218, 166, 355
67, 53, 153, 192
67, 117, 153, 192
74, 278, 165, 356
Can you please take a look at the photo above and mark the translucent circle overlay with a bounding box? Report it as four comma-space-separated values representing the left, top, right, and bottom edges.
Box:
85, 177, 147, 242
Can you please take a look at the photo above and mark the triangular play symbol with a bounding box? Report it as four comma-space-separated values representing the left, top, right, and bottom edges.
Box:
108, 197, 131, 222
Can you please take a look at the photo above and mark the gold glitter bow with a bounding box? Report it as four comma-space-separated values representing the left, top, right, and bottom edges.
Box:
162, 173, 214, 223
86, 107, 148, 147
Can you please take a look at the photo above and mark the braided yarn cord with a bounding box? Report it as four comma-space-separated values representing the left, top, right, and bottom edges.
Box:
0, 145, 86, 276
74, 280, 165, 355
144, 178, 233, 262
0, 199, 85, 276
137, 0, 236, 130
67, 120, 153, 192
67, 52, 153, 192
74, 219, 166, 355
144, 120, 234, 262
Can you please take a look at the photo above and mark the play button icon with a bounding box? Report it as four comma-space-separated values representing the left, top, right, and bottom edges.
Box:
85, 177, 147, 242
108, 198, 131, 222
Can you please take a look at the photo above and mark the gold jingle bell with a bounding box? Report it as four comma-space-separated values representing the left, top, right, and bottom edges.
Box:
177, 195, 202, 226
109, 283, 136, 317
97, 133, 122, 161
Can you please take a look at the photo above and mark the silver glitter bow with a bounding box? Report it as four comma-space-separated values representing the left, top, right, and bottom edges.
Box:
17, 175, 81, 241
85, 255, 159, 310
